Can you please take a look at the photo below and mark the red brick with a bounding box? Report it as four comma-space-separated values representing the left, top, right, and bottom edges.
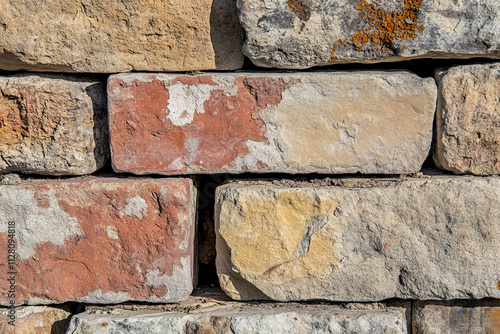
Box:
0, 177, 196, 305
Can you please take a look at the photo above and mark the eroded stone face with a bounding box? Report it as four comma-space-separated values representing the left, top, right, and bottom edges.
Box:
215, 176, 500, 301
0, 0, 243, 72
109, 72, 436, 175
0, 177, 197, 305
0, 75, 108, 175
434, 63, 500, 175
413, 301, 500, 334
238, 0, 500, 68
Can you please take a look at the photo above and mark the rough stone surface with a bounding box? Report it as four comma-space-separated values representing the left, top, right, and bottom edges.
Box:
238, 0, 500, 68
0, 306, 72, 334
413, 300, 500, 334
67, 290, 408, 333
434, 63, 500, 175
0, 177, 197, 305
215, 176, 500, 301
109, 72, 436, 175
0, 74, 108, 175
0, 0, 243, 72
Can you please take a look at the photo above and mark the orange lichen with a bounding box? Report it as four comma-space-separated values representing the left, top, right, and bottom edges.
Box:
329, 39, 345, 61
352, 0, 423, 51
330, 0, 423, 59
287, 0, 311, 21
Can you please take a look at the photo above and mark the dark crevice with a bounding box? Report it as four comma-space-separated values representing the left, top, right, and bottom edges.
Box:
242, 56, 498, 79
194, 174, 230, 287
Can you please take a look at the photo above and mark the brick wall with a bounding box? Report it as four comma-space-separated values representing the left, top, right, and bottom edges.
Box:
0, 1, 499, 333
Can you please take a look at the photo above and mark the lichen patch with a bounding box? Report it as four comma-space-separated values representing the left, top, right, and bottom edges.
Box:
287, 0, 312, 21
330, 0, 423, 60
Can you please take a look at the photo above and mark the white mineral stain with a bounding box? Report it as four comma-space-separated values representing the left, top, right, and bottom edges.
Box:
0, 188, 82, 260
145, 257, 192, 302
164, 82, 215, 126
121, 196, 148, 220
106, 226, 119, 240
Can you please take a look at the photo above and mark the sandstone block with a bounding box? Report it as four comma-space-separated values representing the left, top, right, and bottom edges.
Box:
0, 177, 196, 305
0, 306, 71, 334
0, 75, 108, 175
413, 300, 500, 334
67, 294, 408, 333
238, 0, 500, 68
109, 72, 436, 175
434, 63, 500, 175
215, 176, 500, 301
0, 0, 243, 72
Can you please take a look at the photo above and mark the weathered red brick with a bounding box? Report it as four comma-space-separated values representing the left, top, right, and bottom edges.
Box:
0, 177, 196, 305
108, 72, 436, 175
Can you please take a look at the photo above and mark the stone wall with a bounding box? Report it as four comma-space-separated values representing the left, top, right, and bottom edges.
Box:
0, 1, 499, 333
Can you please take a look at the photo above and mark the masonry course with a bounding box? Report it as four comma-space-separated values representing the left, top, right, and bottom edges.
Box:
434, 63, 500, 175
0, 74, 108, 175
238, 0, 500, 68
0, 0, 243, 72
215, 175, 500, 301
66, 291, 409, 333
0, 177, 197, 305
108, 71, 436, 175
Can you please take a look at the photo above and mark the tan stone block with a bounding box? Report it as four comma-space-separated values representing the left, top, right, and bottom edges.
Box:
434, 63, 500, 175
0, 306, 71, 334
0, 74, 108, 175
0, 0, 243, 72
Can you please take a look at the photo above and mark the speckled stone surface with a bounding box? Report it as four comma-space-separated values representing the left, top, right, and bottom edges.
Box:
238, 0, 500, 68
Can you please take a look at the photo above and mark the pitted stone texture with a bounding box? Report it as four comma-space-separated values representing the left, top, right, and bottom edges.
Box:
67, 295, 408, 333
0, 0, 243, 72
215, 176, 500, 301
413, 300, 500, 334
0, 177, 196, 305
434, 63, 500, 175
109, 72, 436, 175
238, 0, 500, 69
0, 306, 71, 334
0, 75, 108, 175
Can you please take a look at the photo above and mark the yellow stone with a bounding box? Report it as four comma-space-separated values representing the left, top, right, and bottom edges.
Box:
218, 188, 340, 296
